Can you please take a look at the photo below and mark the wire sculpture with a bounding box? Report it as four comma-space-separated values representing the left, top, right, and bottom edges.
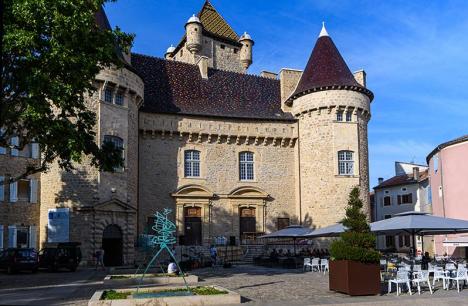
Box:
136, 208, 190, 293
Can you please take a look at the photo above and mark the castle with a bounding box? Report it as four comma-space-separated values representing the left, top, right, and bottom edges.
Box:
0, 1, 373, 266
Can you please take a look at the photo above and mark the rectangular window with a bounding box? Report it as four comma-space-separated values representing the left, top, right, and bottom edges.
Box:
104, 87, 113, 103
239, 152, 254, 181
184, 150, 200, 177
383, 196, 391, 206
336, 111, 343, 121
277, 218, 290, 231
115, 92, 124, 106
338, 151, 354, 175
104, 135, 124, 171
398, 193, 413, 204
17, 180, 30, 202
16, 226, 29, 248
346, 112, 352, 122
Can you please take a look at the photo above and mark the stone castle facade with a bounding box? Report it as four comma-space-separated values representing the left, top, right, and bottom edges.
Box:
1, 1, 373, 266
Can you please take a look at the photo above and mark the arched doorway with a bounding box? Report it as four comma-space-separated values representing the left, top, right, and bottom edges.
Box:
102, 224, 123, 266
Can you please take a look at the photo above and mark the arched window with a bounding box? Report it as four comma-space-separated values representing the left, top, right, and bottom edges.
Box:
184, 150, 200, 177
104, 135, 124, 171
338, 150, 354, 175
239, 152, 254, 181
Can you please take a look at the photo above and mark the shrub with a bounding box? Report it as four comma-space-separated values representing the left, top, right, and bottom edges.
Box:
330, 187, 380, 263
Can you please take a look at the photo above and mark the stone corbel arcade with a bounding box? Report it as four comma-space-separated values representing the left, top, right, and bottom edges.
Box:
171, 184, 270, 245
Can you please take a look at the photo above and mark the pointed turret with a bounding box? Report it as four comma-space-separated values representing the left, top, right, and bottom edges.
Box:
286, 24, 372, 105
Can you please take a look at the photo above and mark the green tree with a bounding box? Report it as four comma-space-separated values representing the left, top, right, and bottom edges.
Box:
330, 187, 380, 263
1, 0, 134, 179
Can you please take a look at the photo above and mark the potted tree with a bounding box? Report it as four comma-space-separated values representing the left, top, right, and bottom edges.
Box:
329, 187, 381, 296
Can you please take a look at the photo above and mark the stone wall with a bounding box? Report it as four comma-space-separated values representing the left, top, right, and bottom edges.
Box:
39, 66, 143, 265
138, 113, 298, 243
171, 37, 244, 73
0, 153, 40, 249
292, 90, 371, 228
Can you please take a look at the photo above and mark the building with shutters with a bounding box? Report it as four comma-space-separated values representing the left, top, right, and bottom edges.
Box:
3, 1, 375, 266
373, 162, 431, 253
0, 139, 40, 250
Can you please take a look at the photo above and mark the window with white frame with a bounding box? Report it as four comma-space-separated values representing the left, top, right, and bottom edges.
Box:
239, 152, 254, 181
7, 225, 36, 249
338, 150, 354, 175
9, 178, 38, 203
184, 150, 200, 177
345, 111, 352, 122
115, 91, 124, 106
336, 111, 343, 121
104, 87, 113, 103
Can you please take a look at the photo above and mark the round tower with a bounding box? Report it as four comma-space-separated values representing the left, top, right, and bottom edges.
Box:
185, 15, 203, 54
286, 24, 374, 227
165, 44, 175, 60
239, 32, 254, 70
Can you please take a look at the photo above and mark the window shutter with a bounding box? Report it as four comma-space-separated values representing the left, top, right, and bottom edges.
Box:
29, 179, 38, 203
397, 195, 402, 205
8, 226, 17, 248
10, 181, 17, 203
0, 176, 4, 201
29, 226, 37, 249
11, 136, 19, 156
0, 226, 3, 250
31, 143, 40, 159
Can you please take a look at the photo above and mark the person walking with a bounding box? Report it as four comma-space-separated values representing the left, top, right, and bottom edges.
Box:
210, 245, 217, 267
95, 248, 105, 271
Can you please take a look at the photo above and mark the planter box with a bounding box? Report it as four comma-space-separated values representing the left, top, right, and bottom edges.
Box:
88, 285, 240, 306
103, 274, 198, 286
329, 260, 380, 296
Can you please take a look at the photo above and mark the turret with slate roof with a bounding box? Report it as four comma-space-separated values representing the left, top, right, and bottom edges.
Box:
291, 23, 374, 227
165, 0, 253, 73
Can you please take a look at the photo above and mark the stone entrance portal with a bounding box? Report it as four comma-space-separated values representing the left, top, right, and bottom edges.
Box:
102, 224, 123, 266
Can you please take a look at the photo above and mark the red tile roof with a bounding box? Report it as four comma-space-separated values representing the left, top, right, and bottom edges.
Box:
374, 169, 429, 189
286, 35, 373, 105
131, 54, 294, 121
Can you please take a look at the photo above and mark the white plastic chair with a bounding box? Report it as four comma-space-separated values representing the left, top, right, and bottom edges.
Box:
311, 258, 320, 272
447, 267, 468, 292
446, 263, 457, 271
388, 271, 412, 296
433, 266, 448, 289
303, 258, 312, 272
380, 259, 387, 271
321, 259, 329, 274
413, 264, 422, 272
428, 263, 435, 274
412, 270, 433, 294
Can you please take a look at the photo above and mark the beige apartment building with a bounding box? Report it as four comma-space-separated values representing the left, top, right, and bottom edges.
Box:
2, 1, 374, 266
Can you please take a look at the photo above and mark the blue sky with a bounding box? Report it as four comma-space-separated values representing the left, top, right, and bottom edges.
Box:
106, 0, 468, 187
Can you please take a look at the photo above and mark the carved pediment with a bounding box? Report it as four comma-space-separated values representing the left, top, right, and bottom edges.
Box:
94, 198, 136, 213
171, 184, 214, 199
228, 186, 269, 199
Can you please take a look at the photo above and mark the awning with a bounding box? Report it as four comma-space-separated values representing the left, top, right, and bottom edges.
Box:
259, 225, 314, 239
304, 223, 346, 238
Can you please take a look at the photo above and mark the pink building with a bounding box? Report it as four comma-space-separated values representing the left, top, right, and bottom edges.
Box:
427, 135, 468, 257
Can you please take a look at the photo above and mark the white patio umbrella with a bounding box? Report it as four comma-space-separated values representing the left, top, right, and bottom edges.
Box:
304, 223, 346, 238
370, 211, 468, 252
259, 225, 314, 254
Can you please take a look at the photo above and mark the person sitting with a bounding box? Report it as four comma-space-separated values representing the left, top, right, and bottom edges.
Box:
278, 249, 284, 257
167, 262, 179, 275
421, 251, 431, 270
270, 248, 278, 259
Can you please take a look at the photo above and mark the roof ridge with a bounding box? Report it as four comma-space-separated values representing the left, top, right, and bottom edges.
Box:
132, 52, 279, 82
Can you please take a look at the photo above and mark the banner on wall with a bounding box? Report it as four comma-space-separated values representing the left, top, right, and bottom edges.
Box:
47, 208, 70, 242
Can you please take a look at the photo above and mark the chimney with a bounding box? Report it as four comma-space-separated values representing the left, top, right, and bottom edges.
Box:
279, 68, 302, 111
196, 56, 209, 79
260, 71, 278, 79
378, 177, 384, 185
353, 69, 366, 87
413, 167, 420, 180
